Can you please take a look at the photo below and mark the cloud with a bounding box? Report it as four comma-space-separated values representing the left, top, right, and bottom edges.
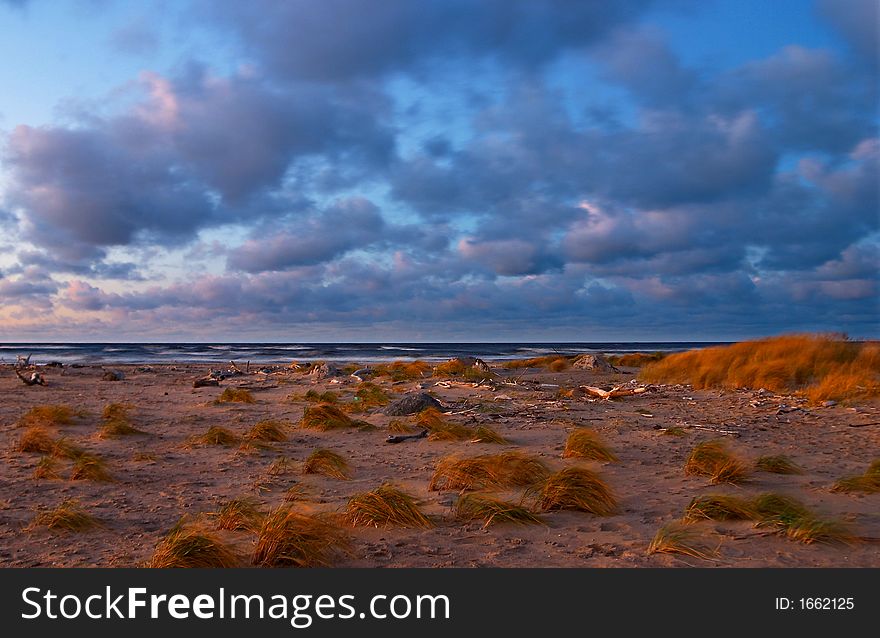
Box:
816, 0, 879, 68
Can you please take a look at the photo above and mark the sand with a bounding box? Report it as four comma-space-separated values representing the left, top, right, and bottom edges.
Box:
1, 361, 878, 567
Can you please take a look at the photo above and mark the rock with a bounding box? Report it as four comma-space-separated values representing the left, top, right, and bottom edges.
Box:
572, 353, 619, 372
383, 393, 442, 416
102, 369, 125, 381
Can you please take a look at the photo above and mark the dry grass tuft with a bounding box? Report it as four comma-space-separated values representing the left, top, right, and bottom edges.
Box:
71, 454, 113, 482
433, 359, 494, 379
470, 425, 508, 444
99, 403, 145, 438
346, 484, 432, 528
388, 419, 415, 434
533, 467, 617, 515
831, 459, 880, 494
429, 451, 549, 491
198, 426, 241, 446
248, 420, 288, 442
661, 427, 688, 436
684, 440, 749, 484
253, 507, 350, 567
29, 499, 100, 532
562, 429, 618, 462
417, 407, 475, 441
304, 389, 339, 403
214, 497, 264, 532
216, 388, 256, 404
18, 426, 57, 454
608, 352, 667, 367
32, 456, 62, 479
640, 334, 880, 404
19, 405, 78, 428
503, 355, 572, 370
299, 404, 367, 431
147, 521, 239, 568
683, 494, 756, 522
303, 449, 351, 480
756, 455, 803, 475
454, 493, 544, 528
647, 522, 717, 560
751, 492, 853, 545
351, 382, 391, 409
373, 360, 432, 381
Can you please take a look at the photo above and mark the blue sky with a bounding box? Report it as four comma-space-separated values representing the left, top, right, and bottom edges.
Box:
0, 0, 877, 341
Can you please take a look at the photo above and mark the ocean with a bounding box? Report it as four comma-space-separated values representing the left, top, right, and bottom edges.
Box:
0, 342, 727, 365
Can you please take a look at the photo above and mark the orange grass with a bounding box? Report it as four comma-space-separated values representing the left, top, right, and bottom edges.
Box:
503, 355, 572, 370
562, 428, 618, 462
532, 467, 617, 515
147, 520, 239, 568
345, 484, 433, 528
303, 449, 351, 479
253, 507, 350, 567
639, 334, 880, 404
216, 388, 255, 403
429, 451, 549, 491
373, 360, 432, 381
19, 405, 78, 428
684, 440, 750, 484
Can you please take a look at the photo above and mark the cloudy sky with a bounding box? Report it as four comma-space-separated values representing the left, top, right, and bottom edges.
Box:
0, 0, 877, 342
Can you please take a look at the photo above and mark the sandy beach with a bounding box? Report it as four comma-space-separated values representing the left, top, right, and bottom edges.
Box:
1, 359, 878, 568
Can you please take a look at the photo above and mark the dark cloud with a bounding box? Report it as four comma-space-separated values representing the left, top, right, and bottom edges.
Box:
817, 0, 879, 68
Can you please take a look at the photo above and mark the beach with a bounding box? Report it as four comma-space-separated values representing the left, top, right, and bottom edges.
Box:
1, 359, 878, 568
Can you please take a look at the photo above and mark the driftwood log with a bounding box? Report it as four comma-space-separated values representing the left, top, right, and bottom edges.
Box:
15, 369, 46, 386
580, 385, 647, 400
386, 429, 429, 444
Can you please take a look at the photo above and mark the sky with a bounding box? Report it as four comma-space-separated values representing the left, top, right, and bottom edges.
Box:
0, 0, 877, 342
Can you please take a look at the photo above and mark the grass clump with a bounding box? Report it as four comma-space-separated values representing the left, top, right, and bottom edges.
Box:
373, 360, 432, 381
29, 499, 99, 532
216, 388, 255, 404
32, 456, 62, 479
417, 407, 475, 441
99, 403, 145, 438
608, 352, 667, 367
303, 449, 351, 479
831, 459, 880, 494
214, 497, 264, 532
684, 440, 749, 484
433, 359, 494, 380
253, 507, 350, 567
756, 455, 803, 475
662, 427, 688, 436
562, 429, 618, 462
198, 426, 241, 446
71, 454, 113, 482
354, 382, 390, 406
471, 425, 508, 444
388, 419, 414, 434
532, 467, 617, 515
19, 405, 77, 428
639, 334, 880, 404
454, 493, 544, 528
503, 355, 572, 370
346, 484, 432, 528
299, 404, 368, 431
683, 494, 756, 522
248, 420, 288, 442
751, 492, 852, 545
647, 522, 717, 560
18, 427, 57, 454
147, 521, 239, 568
429, 451, 549, 491
304, 389, 339, 403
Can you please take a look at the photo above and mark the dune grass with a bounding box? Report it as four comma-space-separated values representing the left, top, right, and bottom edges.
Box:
253, 507, 350, 567
346, 484, 433, 528
503, 355, 572, 370
684, 440, 749, 484
216, 388, 255, 404
99, 403, 145, 438
304, 389, 339, 403
349, 382, 391, 411
18, 426, 58, 454
647, 522, 717, 560
248, 420, 288, 442
683, 494, 757, 522
29, 499, 100, 532
429, 451, 549, 491
416, 407, 475, 441
388, 419, 415, 434
19, 405, 78, 428
300, 404, 369, 431
71, 454, 113, 482
471, 425, 508, 444
831, 459, 880, 494
32, 456, 62, 479
198, 426, 241, 446
147, 520, 239, 568
373, 360, 432, 381
562, 428, 618, 462
433, 359, 494, 379
532, 467, 617, 515
214, 497, 265, 532
454, 493, 544, 528
639, 334, 880, 404
662, 427, 688, 436
756, 454, 803, 475
607, 352, 667, 367
751, 492, 853, 545
303, 449, 351, 479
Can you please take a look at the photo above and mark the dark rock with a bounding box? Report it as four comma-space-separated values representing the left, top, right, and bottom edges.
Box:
383, 393, 442, 416
102, 370, 125, 381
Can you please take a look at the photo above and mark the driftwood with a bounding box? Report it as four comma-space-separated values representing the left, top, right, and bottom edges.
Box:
15, 369, 46, 386
580, 385, 647, 400
849, 421, 880, 428
193, 377, 220, 388
386, 429, 428, 444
